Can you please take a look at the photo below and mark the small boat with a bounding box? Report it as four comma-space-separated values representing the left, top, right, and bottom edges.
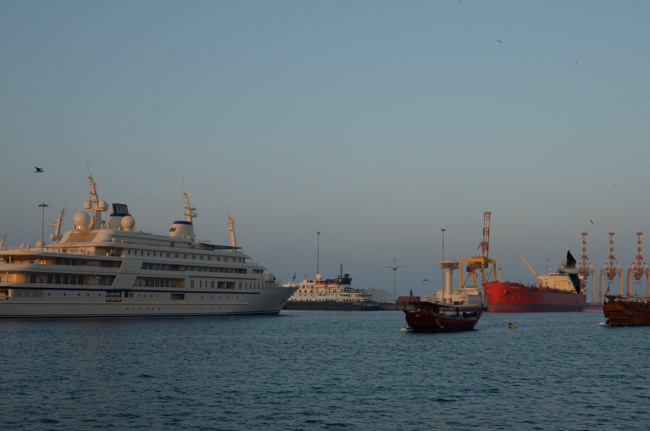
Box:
603, 295, 650, 326
403, 292, 482, 333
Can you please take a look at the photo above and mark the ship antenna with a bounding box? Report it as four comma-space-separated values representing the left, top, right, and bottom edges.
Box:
0, 232, 6, 249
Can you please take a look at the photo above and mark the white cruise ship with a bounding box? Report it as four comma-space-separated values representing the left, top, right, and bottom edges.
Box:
0, 173, 297, 318
284, 266, 379, 311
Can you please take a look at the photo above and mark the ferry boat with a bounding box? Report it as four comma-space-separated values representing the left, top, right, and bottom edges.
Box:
0, 172, 297, 318
283, 266, 380, 311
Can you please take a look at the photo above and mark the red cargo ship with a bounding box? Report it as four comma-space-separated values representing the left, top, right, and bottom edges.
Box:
484, 250, 586, 313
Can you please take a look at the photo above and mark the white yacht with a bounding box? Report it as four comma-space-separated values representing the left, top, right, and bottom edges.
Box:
0, 173, 297, 317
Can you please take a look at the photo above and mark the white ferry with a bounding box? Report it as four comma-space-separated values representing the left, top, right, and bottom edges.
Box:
284, 266, 379, 311
0, 173, 297, 318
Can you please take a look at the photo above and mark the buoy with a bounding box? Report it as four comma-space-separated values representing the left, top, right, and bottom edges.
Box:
400, 326, 413, 332
508, 322, 517, 329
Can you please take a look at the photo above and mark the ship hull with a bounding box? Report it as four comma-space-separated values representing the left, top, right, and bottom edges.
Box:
484, 281, 586, 313
603, 295, 650, 326
283, 301, 380, 311
0, 285, 295, 318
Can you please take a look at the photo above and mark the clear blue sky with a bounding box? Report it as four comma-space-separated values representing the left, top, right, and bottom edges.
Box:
2, 1, 650, 301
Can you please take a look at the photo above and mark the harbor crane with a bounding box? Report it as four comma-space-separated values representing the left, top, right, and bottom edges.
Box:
600, 232, 623, 302
627, 232, 650, 297
576, 233, 596, 304
460, 212, 497, 289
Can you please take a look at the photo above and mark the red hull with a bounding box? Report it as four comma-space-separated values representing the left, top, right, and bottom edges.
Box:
484, 281, 586, 313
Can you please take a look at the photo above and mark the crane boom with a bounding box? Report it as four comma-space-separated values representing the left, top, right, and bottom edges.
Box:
515, 249, 539, 280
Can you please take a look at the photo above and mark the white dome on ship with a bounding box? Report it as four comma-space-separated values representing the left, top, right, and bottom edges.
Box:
316, 274, 322, 282
121, 215, 135, 231
98, 200, 108, 211
73, 212, 91, 230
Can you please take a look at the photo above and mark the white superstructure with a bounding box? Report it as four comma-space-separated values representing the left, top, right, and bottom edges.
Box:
0, 172, 297, 318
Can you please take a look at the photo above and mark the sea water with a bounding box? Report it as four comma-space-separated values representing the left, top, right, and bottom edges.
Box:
0, 311, 648, 430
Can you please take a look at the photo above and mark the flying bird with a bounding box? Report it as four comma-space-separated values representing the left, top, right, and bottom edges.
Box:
34, 167, 43, 173
590, 219, 593, 225
423, 279, 430, 282
497, 40, 502, 43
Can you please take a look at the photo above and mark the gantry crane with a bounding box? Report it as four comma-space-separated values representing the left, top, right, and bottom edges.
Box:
460, 211, 497, 289
600, 232, 623, 302
627, 232, 650, 297
576, 233, 596, 304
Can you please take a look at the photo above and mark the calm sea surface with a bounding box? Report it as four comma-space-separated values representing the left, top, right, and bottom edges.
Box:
0, 310, 648, 430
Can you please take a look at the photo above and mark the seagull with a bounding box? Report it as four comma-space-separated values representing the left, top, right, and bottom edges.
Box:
34, 167, 43, 173
590, 219, 593, 225
575, 60, 578, 66
423, 279, 430, 282
497, 40, 502, 43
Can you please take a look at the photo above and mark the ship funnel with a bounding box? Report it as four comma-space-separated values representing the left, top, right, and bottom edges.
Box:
560, 250, 582, 294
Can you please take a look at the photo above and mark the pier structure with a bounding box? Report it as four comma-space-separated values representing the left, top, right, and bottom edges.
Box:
627, 232, 650, 297
600, 232, 623, 302
577, 233, 596, 304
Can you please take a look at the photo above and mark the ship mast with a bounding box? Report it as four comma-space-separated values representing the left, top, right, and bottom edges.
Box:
50, 205, 66, 243
88, 173, 103, 230
182, 192, 197, 242
227, 208, 237, 249
0, 232, 6, 249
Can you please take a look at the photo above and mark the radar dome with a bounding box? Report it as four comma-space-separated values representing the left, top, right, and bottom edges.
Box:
98, 200, 108, 211
84, 200, 92, 210
316, 274, 322, 282
73, 211, 91, 230
121, 215, 135, 231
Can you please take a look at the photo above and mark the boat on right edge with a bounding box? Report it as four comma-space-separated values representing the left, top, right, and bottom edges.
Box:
603, 295, 650, 326
483, 250, 586, 312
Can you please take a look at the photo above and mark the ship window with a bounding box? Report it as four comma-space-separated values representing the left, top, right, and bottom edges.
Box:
200, 256, 203, 260
192, 255, 196, 260
171, 293, 185, 300
191, 280, 195, 288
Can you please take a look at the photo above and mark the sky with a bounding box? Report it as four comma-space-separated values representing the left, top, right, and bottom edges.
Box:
2, 1, 650, 302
